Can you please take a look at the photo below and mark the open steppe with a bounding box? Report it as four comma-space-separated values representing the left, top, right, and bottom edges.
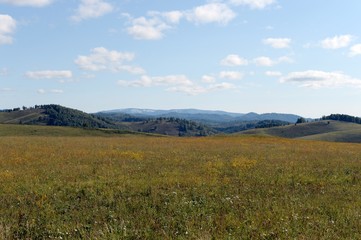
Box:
1, 124, 361, 239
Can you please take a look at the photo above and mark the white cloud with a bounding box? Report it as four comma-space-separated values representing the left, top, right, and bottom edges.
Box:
265, 71, 282, 77
263, 38, 291, 48
349, 44, 361, 57
168, 82, 236, 95
0, 14, 16, 45
37, 89, 46, 94
229, 0, 276, 9
254, 56, 292, 66
321, 35, 354, 49
0, 0, 52, 7
202, 75, 216, 83
253, 56, 275, 66
26, 70, 72, 79
75, 47, 145, 74
118, 75, 193, 88
149, 10, 184, 24
37, 89, 63, 94
125, 3, 236, 40
118, 74, 236, 95
220, 54, 248, 66
209, 82, 236, 90
127, 17, 170, 40
280, 70, 361, 89
186, 3, 236, 25
278, 56, 293, 63
71, 0, 113, 22
219, 71, 243, 80
167, 85, 208, 95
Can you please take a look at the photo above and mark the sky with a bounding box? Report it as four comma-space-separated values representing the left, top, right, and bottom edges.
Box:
1, 0, 361, 117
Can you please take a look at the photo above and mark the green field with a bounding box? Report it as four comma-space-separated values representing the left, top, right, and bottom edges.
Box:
1, 125, 361, 239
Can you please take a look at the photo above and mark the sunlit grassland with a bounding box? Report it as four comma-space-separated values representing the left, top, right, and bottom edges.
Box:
1, 135, 361, 239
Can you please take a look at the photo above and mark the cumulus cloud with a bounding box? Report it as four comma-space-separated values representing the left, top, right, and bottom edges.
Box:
71, 0, 113, 22
0, 14, 16, 45
229, 0, 276, 9
349, 44, 361, 57
321, 35, 354, 49
127, 17, 170, 40
26, 70, 73, 79
219, 71, 244, 80
75, 47, 145, 74
263, 38, 291, 48
254, 56, 292, 66
280, 70, 361, 89
186, 3, 236, 25
125, 3, 236, 40
220, 54, 248, 66
0, 0, 52, 7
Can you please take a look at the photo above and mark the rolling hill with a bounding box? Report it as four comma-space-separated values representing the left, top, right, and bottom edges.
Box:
0, 105, 216, 137
240, 120, 361, 143
2, 105, 361, 141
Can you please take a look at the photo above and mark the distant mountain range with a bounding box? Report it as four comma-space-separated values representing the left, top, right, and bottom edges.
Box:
99, 108, 303, 124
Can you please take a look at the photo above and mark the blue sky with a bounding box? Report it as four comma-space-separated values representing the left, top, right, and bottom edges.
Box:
1, 0, 361, 117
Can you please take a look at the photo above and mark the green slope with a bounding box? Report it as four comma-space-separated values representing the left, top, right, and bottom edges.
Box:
240, 120, 361, 143
0, 109, 46, 124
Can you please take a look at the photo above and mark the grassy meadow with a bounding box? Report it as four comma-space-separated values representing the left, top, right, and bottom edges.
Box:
1, 132, 361, 239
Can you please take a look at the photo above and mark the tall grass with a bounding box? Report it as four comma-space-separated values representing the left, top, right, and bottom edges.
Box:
1, 135, 361, 239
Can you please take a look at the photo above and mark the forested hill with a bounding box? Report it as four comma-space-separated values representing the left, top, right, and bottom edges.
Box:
0, 105, 117, 129
321, 114, 361, 124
